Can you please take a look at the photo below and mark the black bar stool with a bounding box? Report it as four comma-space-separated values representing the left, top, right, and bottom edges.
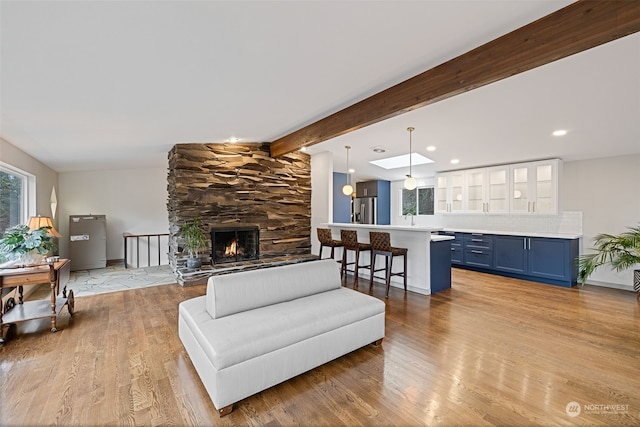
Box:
369, 231, 408, 297
340, 229, 371, 288
317, 228, 343, 260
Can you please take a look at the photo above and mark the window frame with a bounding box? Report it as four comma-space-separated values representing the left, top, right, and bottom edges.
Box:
0, 161, 35, 231
400, 185, 435, 216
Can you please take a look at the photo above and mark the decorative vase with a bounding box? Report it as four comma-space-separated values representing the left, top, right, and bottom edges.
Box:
18, 249, 45, 266
634, 269, 640, 299
186, 257, 202, 269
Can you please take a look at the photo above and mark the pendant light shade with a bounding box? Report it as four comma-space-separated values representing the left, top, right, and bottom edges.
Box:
403, 127, 418, 190
404, 176, 418, 190
342, 145, 353, 196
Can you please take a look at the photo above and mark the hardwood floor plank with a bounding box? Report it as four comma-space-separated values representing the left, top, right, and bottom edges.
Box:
1, 269, 640, 426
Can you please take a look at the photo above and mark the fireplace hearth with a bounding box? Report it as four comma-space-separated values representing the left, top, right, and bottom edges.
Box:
211, 225, 260, 264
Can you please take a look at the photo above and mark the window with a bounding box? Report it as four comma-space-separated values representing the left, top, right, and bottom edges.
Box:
0, 163, 31, 234
401, 186, 434, 216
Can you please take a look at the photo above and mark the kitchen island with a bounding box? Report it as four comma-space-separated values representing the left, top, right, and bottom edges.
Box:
322, 223, 452, 295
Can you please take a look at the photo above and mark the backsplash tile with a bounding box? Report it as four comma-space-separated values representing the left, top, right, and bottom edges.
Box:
440, 211, 582, 235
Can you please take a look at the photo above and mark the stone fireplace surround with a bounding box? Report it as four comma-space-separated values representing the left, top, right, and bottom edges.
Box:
167, 143, 313, 284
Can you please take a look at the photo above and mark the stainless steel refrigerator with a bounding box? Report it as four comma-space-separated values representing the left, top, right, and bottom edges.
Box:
353, 197, 377, 224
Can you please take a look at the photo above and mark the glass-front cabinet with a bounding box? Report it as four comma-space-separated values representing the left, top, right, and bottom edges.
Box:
509, 159, 559, 215
435, 171, 465, 213
465, 166, 509, 214
436, 159, 560, 215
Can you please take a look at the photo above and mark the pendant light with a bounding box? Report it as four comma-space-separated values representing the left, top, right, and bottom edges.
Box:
404, 127, 418, 190
342, 145, 353, 196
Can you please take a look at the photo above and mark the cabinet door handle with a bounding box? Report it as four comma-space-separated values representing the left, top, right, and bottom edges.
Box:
471, 250, 484, 254
523, 238, 526, 250
528, 238, 531, 250
471, 239, 483, 242
532, 201, 535, 213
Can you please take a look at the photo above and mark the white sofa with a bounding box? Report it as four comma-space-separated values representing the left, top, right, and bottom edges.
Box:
178, 259, 386, 416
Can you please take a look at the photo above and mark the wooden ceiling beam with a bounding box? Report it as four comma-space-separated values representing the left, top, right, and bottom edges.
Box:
270, 0, 640, 158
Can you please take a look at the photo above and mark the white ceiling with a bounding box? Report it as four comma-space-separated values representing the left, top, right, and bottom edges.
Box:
1, 1, 639, 182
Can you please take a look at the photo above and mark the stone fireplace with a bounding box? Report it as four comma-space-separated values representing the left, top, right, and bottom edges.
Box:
167, 142, 312, 280
211, 225, 260, 264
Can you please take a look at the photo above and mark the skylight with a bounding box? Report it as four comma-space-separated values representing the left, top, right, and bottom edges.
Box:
370, 153, 434, 170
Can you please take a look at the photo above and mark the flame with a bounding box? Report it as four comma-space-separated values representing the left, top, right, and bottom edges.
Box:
224, 239, 238, 257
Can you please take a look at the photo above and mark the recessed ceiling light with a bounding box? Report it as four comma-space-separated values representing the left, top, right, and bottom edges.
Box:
450, 159, 460, 164
552, 130, 567, 137
372, 147, 386, 153
370, 153, 434, 170
227, 137, 240, 143
426, 146, 436, 152
299, 147, 307, 152
348, 168, 355, 174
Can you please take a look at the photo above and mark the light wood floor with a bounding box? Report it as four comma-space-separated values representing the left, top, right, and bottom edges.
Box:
1, 268, 639, 426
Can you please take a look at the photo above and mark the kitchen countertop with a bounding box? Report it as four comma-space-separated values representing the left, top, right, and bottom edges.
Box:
442, 228, 582, 239
325, 223, 442, 233
430, 235, 455, 242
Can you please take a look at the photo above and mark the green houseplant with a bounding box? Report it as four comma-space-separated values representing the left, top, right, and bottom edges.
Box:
0, 224, 56, 266
577, 225, 640, 298
181, 217, 207, 269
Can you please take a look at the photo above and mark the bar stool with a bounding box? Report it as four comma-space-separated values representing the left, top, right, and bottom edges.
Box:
317, 228, 343, 260
340, 229, 372, 288
369, 231, 408, 297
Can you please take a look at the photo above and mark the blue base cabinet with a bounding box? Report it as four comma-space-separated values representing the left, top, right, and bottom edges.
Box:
440, 231, 464, 265
444, 231, 579, 287
494, 235, 528, 274
463, 233, 493, 269
430, 239, 452, 293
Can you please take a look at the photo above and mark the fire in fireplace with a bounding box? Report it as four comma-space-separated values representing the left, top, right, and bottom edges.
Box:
211, 225, 259, 264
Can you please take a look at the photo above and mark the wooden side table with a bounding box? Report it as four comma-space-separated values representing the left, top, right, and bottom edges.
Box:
0, 259, 74, 342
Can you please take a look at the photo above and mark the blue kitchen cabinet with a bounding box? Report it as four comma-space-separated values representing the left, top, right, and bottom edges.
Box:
494, 235, 528, 274
528, 237, 578, 284
430, 239, 452, 293
448, 231, 579, 287
493, 235, 579, 287
463, 233, 493, 269
440, 231, 463, 265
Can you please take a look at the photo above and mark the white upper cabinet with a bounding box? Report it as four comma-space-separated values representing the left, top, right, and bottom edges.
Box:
436, 159, 561, 215
509, 159, 560, 215
465, 166, 510, 214
435, 171, 465, 213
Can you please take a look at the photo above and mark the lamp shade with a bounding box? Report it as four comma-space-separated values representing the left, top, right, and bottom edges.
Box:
404, 176, 418, 190
27, 215, 61, 237
342, 184, 354, 196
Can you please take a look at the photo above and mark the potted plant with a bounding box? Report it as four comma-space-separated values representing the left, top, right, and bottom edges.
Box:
577, 225, 640, 298
0, 224, 56, 266
180, 217, 207, 269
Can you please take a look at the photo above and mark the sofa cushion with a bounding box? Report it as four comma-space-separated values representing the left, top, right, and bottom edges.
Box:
186, 287, 385, 370
206, 259, 341, 319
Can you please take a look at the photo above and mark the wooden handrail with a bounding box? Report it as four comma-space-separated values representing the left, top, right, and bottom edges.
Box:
123, 232, 170, 269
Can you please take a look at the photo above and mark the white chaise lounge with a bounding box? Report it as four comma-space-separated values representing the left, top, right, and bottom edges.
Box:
178, 259, 386, 416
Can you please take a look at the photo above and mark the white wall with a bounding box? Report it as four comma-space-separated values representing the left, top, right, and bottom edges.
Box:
58, 167, 169, 263
310, 151, 333, 256
563, 154, 640, 290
